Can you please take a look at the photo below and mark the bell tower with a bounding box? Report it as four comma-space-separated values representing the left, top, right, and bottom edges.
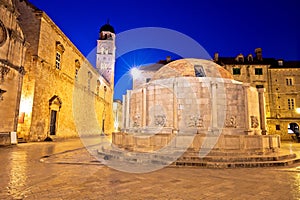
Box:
96, 21, 116, 85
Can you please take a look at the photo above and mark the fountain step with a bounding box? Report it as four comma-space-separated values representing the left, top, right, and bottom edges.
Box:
98, 148, 300, 168
173, 157, 300, 168
178, 153, 297, 163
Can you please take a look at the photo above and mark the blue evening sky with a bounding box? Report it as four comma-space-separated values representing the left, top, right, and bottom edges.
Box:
28, 0, 300, 99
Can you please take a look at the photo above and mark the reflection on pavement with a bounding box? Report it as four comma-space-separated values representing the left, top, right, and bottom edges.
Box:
8, 151, 28, 199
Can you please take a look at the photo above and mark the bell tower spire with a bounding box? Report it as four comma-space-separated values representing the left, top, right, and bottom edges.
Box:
96, 21, 116, 85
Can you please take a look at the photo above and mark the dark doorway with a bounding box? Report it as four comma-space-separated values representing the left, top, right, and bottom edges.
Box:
289, 123, 299, 135
289, 123, 300, 142
50, 110, 57, 135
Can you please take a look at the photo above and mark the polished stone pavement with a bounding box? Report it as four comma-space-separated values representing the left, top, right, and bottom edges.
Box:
1, 138, 300, 200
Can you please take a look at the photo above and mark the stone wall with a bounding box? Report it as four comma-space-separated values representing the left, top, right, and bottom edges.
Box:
0, 0, 27, 144
112, 132, 281, 154
266, 68, 300, 140
221, 57, 300, 140
15, 0, 114, 141
224, 64, 270, 117
133, 70, 156, 89
123, 76, 262, 135
0, 69, 22, 132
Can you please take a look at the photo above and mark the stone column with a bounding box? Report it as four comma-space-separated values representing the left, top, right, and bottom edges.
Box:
257, 88, 267, 135
142, 88, 147, 127
125, 90, 131, 130
173, 80, 178, 133
122, 94, 126, 130
153, 84, 156, 126
211, 82, 218, 130
243, 83, 251, 134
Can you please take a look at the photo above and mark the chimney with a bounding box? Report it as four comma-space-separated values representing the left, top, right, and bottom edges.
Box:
247, 54, 253, 62
214, 52, 219, 62
255, 48, 263, 61
166, 56, 171, 63
235, 53, 244, 62
278, 59, 284, 66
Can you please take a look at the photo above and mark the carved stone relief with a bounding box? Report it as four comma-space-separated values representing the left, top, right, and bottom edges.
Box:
132, 114, 140, 128
0, 66, 10, 82
154, 114, 166, 126
225, 116, 237, 128
250, 116, 259, 128
188, 115, 203, 128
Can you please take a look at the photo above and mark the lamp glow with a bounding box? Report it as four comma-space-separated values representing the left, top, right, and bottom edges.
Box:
130, 67, 140, 78
296, 108, 300, 114
19, 97, 33, 113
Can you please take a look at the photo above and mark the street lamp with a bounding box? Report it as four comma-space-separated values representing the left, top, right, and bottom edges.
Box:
296, 108, 300, 114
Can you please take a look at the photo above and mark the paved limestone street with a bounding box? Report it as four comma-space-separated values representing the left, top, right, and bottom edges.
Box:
1, 137, 300, 200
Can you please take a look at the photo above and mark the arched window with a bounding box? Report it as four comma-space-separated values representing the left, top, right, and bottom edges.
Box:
75, 59, 80, 80
55, 41, 65, 70
88, 71, 92, 91
96, 80, 101, 95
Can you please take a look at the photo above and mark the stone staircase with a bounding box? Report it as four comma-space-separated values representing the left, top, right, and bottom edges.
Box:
98, 147, 300, 168
173, 151, 299, 168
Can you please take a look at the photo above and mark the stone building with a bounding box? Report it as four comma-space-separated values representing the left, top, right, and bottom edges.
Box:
0, 0, 27, 145
14, 0, 114, 141
214, 48, 300, 140
132, 56, 172, 89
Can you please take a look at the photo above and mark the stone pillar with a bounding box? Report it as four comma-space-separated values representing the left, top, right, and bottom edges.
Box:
257, 88, 267, 135
211, 82, 218, 129
173, 80, 178, 133
142, 88, 147, 127
125, 90, 131, 130
153, 84, 156, 126
122, 94, 126, 130
243, 83, 251, 134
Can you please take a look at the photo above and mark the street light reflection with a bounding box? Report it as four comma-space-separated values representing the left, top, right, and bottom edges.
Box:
8, 151, 28, 199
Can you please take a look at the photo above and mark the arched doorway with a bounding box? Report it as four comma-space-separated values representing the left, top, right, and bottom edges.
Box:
289, 123, 299, 134
49, 95, 62, 136
288, 122, 300, 142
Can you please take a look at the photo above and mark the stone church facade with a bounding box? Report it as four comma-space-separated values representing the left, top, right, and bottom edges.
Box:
13, 0, 114, 142
214, 48, 300, 140
0, 0, 28, 145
